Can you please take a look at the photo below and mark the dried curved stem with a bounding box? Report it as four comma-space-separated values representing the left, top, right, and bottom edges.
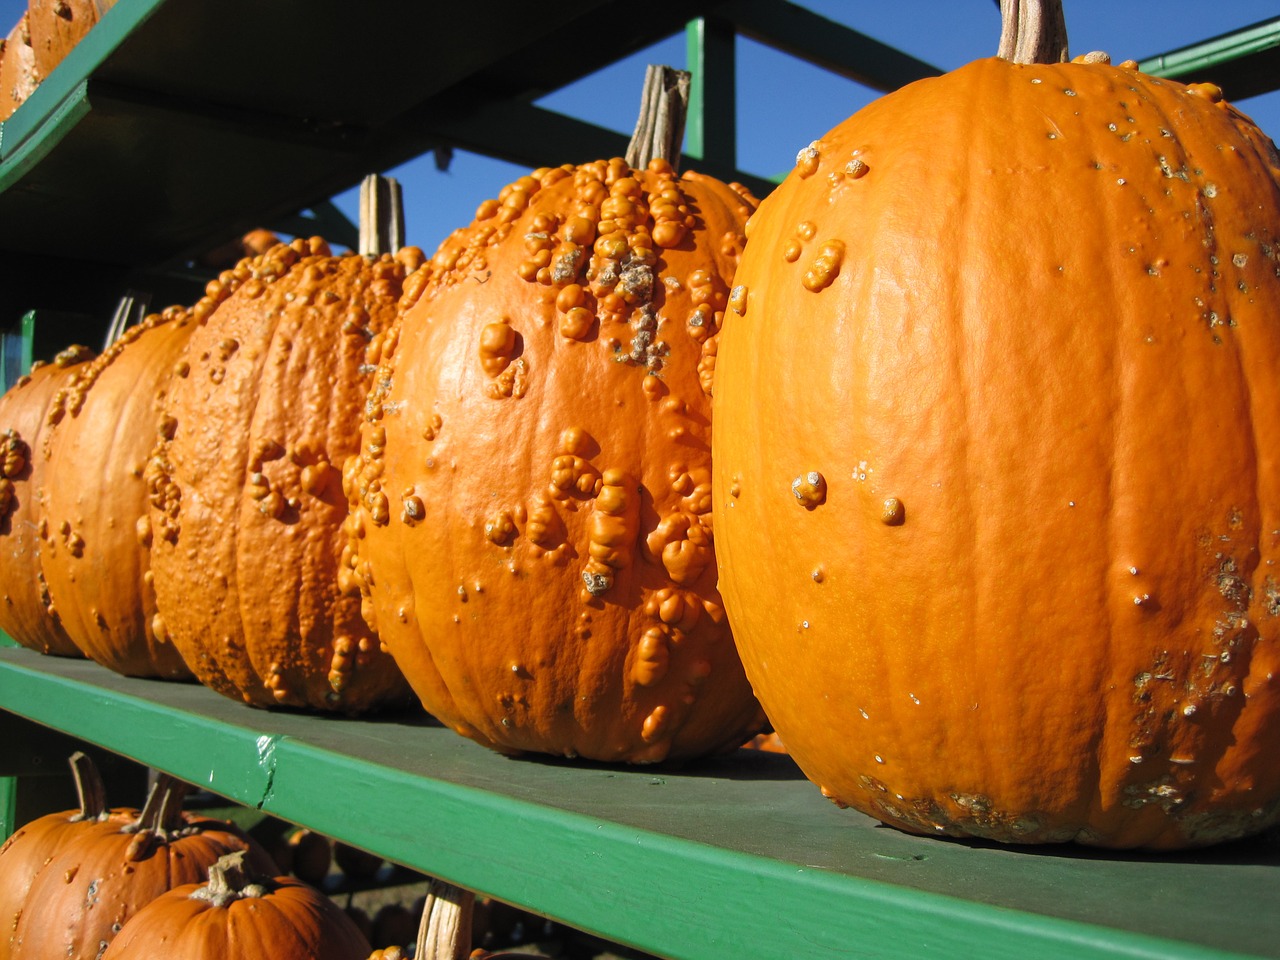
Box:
67, 751, 107, 821
625, 64, 691, 171
997, 0, 1069, 64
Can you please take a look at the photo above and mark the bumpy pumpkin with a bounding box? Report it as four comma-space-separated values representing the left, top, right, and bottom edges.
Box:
40, 306, 197, 678
8, 774, 276, 959
147, 236, 415, 713
0, 344, 94, 655
27, 0, 109, 81
344, 156, 765, 762
712, 0, 1280, 848
100, 851, 371, 960
0, 14, 39, 121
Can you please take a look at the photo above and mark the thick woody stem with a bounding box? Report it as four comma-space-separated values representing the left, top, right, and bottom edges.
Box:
997, 0, 1069, 64
625, 64, 691, 171
194, 851, 271, 907
67, 751, 107, 821
415, 879, 475, 960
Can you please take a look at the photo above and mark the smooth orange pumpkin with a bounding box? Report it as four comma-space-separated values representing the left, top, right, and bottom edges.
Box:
0, 344, 94, 655
8, 774, 277, 959
100, 851, 371, 960
712, 0, 1280, 848
344, 157, 765, 762
40, 306, 197, 678
147, 236, 415, 713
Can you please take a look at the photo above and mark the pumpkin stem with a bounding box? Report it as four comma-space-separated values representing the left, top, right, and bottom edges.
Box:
193, 850, 272, 908
997, 0, 1069, 64
625, 64, 691, 171
67, 751, 108, 822
415, 878, 475, 960
121, 772, 191, 858
359, 173, 405, 258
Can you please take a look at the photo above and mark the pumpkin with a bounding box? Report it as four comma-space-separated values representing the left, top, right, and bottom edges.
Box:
0, 753, 134, 957
147, 236, 416, 713
0, 344, 94, 655
711, 0, 1280, 848
39, 306, 197, 678
100, 850, 371, 960
343, 149, 766, 762
8, 773, 277, 958
0, 14, 39, 121
26, 0, 110, 82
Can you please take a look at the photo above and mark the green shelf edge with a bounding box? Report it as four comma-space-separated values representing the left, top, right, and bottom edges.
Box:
0, 647, 1271, 960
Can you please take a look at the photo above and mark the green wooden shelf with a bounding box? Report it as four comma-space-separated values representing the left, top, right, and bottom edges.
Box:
0, 646, 1276, 960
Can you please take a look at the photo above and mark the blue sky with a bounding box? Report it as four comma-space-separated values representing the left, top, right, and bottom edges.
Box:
5, 0, 1280, 256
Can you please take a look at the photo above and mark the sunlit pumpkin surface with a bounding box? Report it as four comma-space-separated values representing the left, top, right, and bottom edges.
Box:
40, 307, 197, 679
713, 55, 1280, 848
346, 157, 767, 763
0, 345, 94, 656
147, 237, 414, 714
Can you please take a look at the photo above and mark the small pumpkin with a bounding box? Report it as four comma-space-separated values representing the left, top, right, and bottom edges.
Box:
39, 306, 198, 678
0, 344, 95, 655
712, 0, 1280, 848
8, 773, 276, 958
147, 236, 416, 713
100, 850, 371, 960
0, 753, 134, 958
344, 75, 765, 762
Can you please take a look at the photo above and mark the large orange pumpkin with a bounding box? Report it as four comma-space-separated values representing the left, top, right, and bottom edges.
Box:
40, 306, 197, 678
147, 236, 415, 713
0, 344, 94, 655
712, 0, 1280, 848
345, 156, 765, 762
100, 851, 371, 960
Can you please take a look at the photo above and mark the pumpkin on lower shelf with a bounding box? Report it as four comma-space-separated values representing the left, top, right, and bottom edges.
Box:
0, 344, 95, 655
146, 235, 417, 713
712, 0, 1280, 849
100, 851, 371, 960
7, 773, 277, 959
39, 305, 198, 679
343, 69, 766, 763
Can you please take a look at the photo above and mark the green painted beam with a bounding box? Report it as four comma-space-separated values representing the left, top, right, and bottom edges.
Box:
715, 0, 942, 92
1140, 17, 1280, 100
0, 647, 1276, 960
685, 17, 737, 170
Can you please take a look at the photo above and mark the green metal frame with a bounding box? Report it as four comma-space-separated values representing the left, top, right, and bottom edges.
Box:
1, 647, 1276, 960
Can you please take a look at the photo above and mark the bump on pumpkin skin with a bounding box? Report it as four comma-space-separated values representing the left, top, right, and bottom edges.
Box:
345, 158, 766, 763
38, 306, 198, 679
714, 52, 1280, 848
147, 237, 418, 714
0, 345, 94, 656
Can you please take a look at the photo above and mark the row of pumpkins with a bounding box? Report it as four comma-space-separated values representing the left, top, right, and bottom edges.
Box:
0, 752, 523, 959
5, 0, 1280, 858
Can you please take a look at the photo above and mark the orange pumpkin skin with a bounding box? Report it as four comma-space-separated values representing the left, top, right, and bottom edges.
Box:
0, 345, 94, 655
147, 237, 416, 713
8, 785, 277, 959
712, 59, 1280, 848
40, 307, 197, 678
0, 15, 39, 122
346, 158, 765, 762
27, 0, 105, 82
100, 861, 371, 960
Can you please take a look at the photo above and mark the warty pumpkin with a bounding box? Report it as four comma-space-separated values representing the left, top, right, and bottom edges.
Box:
100, 850, 372, 960
39, 305, 197, 678
0, 14, 38, 121
26, 0, 110, 82
711, 0, 1280, 848
344, 153, 765, 763
147, 236, 416, 713
7, 773, 276, 959
0, 344, 94, 655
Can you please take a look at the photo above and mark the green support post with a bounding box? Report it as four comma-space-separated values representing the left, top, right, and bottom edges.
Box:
685, 17, 737, 170
0, 776, 16, 840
